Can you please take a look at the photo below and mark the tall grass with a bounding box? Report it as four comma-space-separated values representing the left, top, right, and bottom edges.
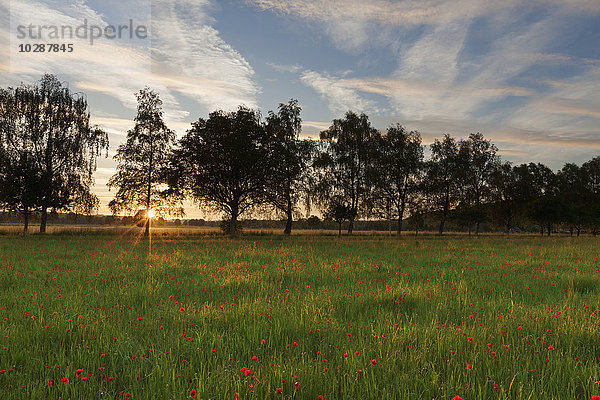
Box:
0, 233, 598, 399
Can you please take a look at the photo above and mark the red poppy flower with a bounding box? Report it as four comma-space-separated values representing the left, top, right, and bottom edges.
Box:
276, 388, 283, 394
61, 378, 69, 383
190, 388, 197, 397
76, 369, 83, 377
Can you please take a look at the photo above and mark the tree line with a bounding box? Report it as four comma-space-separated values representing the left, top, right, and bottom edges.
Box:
1, 75, 599, 236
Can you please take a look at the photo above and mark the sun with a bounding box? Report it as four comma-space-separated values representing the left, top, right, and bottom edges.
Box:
147, 209, 156, 218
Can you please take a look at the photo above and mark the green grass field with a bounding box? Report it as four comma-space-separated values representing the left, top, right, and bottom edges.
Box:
0, 232, 599, 399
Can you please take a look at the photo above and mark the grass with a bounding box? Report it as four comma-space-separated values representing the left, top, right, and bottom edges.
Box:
0, 232, 599, 399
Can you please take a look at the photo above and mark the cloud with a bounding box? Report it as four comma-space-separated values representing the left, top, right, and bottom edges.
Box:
4, 0, 259, 121
300, 70, 377, 114
267, 62, 302, 73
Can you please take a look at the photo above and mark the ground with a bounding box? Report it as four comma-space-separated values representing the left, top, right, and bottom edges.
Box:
0, 231, 599, 399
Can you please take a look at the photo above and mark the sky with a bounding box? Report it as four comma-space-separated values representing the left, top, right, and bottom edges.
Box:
1, 0, 600, 218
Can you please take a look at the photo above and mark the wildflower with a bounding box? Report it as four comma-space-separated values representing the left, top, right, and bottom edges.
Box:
61, 377, 69, 383
190, 388, 197, 398
276, 388, 283, 394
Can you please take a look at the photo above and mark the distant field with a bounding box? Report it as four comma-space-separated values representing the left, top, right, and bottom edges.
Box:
0, 233, 599, 399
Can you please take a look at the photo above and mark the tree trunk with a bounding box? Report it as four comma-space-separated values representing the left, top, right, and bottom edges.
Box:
468, 226, 472, 236
438, 218, 445, 235
475, 221, 480, 235
547, 224, 551, 236
397, 200, 405, 236
144, 217, 150, 237
229, 204, 239, 237
40, 206, 48, 233
284, 211, 293, 235
348, 218, 354, 234
23, 209, 29, 234
577, 227, 581, 237
338, 223, 342, 237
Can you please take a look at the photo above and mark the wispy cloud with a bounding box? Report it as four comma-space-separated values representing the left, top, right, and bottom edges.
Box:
4, 0, 260, 121
253, 0, 600, 165
300, 70, 377, 114
267, 62, 302, 73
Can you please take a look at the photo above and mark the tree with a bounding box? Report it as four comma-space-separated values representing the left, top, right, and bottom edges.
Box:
108, 88, 181, 236
0, 88, 40, 232
317, 111, 377, 234
173, 107, 273, 237
323, 201, 354, 237
489, 161, 519, 233
557, 163, 587, 236
369, 124, 423, 236
0, 75, 108, 233
518, 163, 559, 235
580, 157, 600, 234
424, 134, 464, 235
265, 100, 314, 235
460, 133, 499, 234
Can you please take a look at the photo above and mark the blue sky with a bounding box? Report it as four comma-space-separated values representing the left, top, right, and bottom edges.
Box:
1, 0, 600, 217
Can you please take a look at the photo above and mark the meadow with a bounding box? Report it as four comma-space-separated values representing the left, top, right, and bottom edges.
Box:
0, 231, 599, 399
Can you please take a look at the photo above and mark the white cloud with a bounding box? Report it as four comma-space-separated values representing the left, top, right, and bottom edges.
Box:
300, 70, 377, 115
4, 0, 259, 121
267, 62, 302, 73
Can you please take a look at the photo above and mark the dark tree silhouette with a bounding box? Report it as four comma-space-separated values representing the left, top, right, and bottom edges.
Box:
323, 201, 354, 237
517, 163, 559, 235
266, 100, 314, 235
460, 133, 499, 234
318, 111, 377, 234
424, 134, 464, 235
108, 88, 182, 236
369, 124, 423, 236
581, 157, 600, 234
489, 161, 520, 233
0, 75, 108, 233
0, 88, 41, 233
557, 163, 588, 236
173, 107, 273, 237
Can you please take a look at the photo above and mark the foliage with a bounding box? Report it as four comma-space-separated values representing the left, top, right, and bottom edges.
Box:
0, 75, 108, 233
265, 99, 314, 234
369, 124, 423, 235
108, 88, 182, 236
173, 107, 274, 237
317, 112, 378, 234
